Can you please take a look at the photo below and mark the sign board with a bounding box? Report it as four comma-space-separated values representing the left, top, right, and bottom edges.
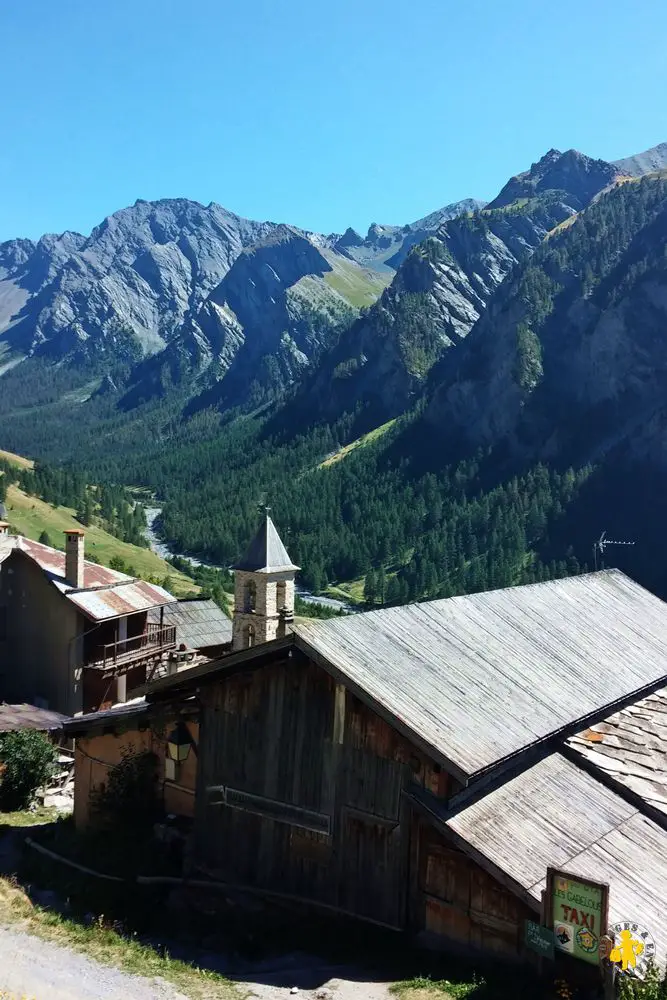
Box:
525, 919, 555, 960
547, 868, 609, 966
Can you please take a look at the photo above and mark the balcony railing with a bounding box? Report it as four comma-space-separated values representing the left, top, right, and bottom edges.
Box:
87, 623, 177, 672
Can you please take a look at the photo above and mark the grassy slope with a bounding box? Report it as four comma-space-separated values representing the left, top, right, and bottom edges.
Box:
318, 418, 397, 469
323, 254, 392, 308
0, 448, 34, 469
4, 484, 197, 598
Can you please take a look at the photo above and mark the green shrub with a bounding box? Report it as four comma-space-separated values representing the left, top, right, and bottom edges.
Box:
90, 746, 160, 834
0, 729, 57, 811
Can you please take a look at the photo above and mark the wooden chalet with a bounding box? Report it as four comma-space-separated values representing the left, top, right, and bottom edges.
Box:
0, 528, 176, 715
137, 569, 667, 962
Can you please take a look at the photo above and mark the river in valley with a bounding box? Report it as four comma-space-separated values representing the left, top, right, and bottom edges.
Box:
144, 507, 351, 612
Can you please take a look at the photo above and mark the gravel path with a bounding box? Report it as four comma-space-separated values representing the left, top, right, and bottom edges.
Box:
0, 926, 191, 1000
0, 925, 396, 1000
245, 976, 393, 999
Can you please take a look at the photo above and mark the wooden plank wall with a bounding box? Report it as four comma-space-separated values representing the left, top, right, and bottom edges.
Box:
413, 820, 535, 958
193, 650, 519, 945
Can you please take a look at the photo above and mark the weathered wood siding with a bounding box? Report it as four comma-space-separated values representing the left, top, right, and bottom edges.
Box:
193, 652, 460, 928
412, 820, 535, 958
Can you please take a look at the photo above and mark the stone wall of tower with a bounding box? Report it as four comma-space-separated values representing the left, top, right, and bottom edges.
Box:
232, 569, 296, 652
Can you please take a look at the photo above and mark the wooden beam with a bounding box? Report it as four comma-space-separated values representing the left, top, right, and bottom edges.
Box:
333, 683, 346, 745
294, 634, 468, 785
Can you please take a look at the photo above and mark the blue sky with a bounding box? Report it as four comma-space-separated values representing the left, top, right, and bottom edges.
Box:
2, 0, 666, 242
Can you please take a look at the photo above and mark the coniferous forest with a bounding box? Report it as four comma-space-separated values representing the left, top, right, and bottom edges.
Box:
2, 172, 667, 606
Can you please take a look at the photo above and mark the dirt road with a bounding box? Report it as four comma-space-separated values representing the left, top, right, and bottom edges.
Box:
0, 925, 396, 1000
0, 926, 190, 1000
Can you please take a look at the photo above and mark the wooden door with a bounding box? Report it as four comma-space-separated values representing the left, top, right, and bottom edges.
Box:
340, 811, 405, 927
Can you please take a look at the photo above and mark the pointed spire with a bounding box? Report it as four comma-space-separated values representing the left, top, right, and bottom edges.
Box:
233, 512, 300, 573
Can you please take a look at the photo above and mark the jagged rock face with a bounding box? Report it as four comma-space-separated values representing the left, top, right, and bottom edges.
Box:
332, 199, 485, 271
0, 199, 276, 363
487, 149, 619, 212
424, 176, 667, 468
122, 226, 363, 409
302, 189, 579, 427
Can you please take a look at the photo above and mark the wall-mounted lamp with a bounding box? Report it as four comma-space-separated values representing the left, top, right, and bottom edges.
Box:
166, 719, 197, 762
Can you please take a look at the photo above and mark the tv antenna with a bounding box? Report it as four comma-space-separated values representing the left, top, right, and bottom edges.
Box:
593, 530, 635, 571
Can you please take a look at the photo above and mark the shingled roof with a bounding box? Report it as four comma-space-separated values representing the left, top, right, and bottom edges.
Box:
443, 752, 667, 963
567, 686, 667, 818
293, 570, 667, 783
233, 514, 299, 574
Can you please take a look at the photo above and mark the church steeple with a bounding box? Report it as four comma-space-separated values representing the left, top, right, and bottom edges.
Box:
232, 511, 299, 651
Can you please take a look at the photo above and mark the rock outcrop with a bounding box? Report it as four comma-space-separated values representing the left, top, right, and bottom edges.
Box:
424, 174, 667, 468
121, 226, 384, 410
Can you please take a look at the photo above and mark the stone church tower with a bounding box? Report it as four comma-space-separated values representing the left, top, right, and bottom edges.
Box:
232, 512, 299, 651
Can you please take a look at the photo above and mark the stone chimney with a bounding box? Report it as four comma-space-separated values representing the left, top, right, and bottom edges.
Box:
0, 522, 9, 537
64, 529, 85, 588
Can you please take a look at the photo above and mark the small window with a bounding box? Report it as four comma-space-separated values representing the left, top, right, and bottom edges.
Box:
277, 581, 287, 611
246, 624, 255, 649
245, 580, 257, 613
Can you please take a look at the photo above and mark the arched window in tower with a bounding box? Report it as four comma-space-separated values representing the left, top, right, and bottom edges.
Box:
276, 580, 286, 611
245, 579, 256, 613
246, 623, 255, 649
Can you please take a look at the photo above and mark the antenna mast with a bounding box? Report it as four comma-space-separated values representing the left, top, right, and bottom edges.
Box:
593, 530, 635, 571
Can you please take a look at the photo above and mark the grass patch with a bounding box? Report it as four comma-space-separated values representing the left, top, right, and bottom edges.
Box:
0, 448, 34, 469
318, 419, 397, 469
391, 975, 483, 998
323, 257, 391, 308
0, 877, 239, 998
325, 578, 365, 604
4, 483, 197, 597
0, 806, 64, 829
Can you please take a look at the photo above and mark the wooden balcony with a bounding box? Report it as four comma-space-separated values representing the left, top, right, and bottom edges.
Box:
86, 623, 177, 674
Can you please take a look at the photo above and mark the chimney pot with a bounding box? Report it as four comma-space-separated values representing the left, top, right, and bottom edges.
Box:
64, 529, 85, 588
0, 522, 10, 537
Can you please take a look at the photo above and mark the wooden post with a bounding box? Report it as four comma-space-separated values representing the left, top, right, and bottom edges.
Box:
333, 683, 345, 745
538, 887, 548, 978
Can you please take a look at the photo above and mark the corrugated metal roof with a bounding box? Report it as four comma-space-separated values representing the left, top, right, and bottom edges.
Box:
148, 599, 232, 650
1, 536, 174, 622
567, 688, 667, 817
446, 753, 667, 964
67, 578, 175, 621
294, 571, 667, 781
19, 536, 129, 588
233, 514, 299, 573
0, 703, 70, 732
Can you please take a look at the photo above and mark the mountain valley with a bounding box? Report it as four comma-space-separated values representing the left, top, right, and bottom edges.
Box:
3, 141, 667, 606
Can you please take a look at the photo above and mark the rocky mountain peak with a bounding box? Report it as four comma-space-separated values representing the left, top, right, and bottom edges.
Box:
336, 227, 364, 249
488, 147, 618, 211
614, 141, 667, 178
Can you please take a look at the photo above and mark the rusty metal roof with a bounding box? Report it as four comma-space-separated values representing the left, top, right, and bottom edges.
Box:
1, 536, 174, 622
65, 578, 175, 621
293, 570, 667, 782
567, 687, 667, 817
445, 752, 667, 965
0, 702, 70, 732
